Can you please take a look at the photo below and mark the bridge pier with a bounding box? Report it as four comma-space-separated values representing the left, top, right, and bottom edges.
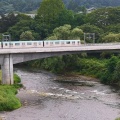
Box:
1, 54, 13, 84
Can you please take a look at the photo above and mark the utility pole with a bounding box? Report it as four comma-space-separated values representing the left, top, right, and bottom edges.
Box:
84, 33, 95, 44
2, 34, 11, 41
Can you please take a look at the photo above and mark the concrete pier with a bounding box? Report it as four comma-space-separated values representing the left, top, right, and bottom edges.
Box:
1, 54, 13, 84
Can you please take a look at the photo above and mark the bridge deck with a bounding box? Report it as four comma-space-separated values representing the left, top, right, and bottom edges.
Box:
0, 44, 120, 54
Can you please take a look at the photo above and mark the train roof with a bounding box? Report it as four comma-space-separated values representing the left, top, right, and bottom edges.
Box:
44, 40, 80, 42
2, 40, 80, 43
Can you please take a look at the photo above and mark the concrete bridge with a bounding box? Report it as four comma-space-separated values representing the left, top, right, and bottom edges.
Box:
0, 43, 120, 84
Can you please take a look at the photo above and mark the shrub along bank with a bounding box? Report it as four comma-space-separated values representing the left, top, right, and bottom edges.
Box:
25, 54, 120, 87
0, 72, 22, 111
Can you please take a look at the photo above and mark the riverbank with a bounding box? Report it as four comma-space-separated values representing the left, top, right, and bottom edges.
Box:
0, 71, 22, 111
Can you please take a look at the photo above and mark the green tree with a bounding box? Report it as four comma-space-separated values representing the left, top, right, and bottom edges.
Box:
85, 7, 120, 28
113, 61, 120, 84
79, 24, 104, 43
101, 56, 118, 84
20, 31, 34, 40
8, 15, 34, 40
47, 24, 83, 40
53, 24, 71, 40
102, 33, 120, 43
104, 23, 120, 34
62, 54, 80, 71
55, 9, 74, 27
71, 28, 83, 39
0, 13, 18, 33
35, 0, 72, 39
37, 0, 65, 25
72, 13, 85, 27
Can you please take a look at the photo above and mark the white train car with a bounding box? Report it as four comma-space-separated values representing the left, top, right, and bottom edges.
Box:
2, 41, 43, 48
1, 40, 81, 48
44, 40, 80, 47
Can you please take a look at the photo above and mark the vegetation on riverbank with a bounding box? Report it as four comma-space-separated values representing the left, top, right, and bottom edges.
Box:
0, 72, 22, 111
115, 118, 120, 120
25, 54, 120, 87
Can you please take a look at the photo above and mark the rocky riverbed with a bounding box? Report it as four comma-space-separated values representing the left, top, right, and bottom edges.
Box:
0, 69, 120, 120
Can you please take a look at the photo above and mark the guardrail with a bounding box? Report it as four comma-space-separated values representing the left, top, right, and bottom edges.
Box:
82, 42, 120, 46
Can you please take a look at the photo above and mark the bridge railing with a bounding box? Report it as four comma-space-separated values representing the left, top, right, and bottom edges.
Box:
82, 42, 120, 46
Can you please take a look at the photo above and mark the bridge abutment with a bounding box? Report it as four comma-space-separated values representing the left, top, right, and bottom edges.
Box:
1, 54, 13, 84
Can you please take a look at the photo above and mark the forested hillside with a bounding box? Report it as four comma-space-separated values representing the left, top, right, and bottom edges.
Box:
0, 0, 120, 14
0, 0, 41, 14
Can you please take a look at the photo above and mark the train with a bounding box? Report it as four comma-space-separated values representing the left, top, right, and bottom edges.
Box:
0, 40, 81, 48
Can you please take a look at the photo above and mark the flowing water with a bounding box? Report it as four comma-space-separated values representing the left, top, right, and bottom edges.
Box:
0, 69, 120, 120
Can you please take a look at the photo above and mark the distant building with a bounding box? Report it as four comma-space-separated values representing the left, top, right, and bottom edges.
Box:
87, 7, 96, 13
25, 14, 36, 18
0, 13, 36, 19
14, 13, 36, 18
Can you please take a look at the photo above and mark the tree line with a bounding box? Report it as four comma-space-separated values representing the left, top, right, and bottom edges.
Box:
0, 0, 120, 14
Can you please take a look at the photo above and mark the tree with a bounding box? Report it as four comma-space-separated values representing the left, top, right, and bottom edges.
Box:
8, 15, 34, 40
47, 24, 83, 40
0, 13, 18, 33
35, 0, 70, 39
20, 31, 34, 40
37, 0, 66, 25
85, 7, 120, 28
105, 23, 120, 34
78, 24, 104, 42
71, 28, 83, 39
55, 9, 74, 27
72, 13, 85, 27
53, 24, 71, 40
100, 56, 118, 84
102, 33, 120, 43
113, 61, 120, 83
46, 35, 57, 40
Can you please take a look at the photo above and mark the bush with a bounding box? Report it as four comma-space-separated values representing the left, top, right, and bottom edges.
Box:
14, 73, 21, 84
0, 85, 21, 111
0, 71, 22, 111
115, 118, 120, 120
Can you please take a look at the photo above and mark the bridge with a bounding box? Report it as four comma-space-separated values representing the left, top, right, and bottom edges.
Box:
0, 43, 120, 84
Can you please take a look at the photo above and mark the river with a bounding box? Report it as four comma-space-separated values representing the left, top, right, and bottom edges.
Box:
0, 69, 120, 120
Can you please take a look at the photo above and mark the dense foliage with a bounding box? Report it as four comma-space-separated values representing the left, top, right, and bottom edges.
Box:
0, 72, 22, 111
26, 55, 120, 86
0, 0, 40, 14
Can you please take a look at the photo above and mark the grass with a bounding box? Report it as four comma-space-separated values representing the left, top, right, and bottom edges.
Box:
116, 118, 120, 120
0, 70, 22, 111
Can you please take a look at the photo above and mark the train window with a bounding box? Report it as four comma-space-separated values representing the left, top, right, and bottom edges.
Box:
22, 43, 25, 45
27, 42, 32, 45
34, 42, 37, 45
66, 41, 70, 44
46, 42, 48, 45
39, 42, 41, 45
72, 41, 75, 44
55, 42, 59, 44
50, 42, 53, 45
61, 42, 64, 44
9, 43, 13, 46
15, 43, 20, 46
5, 43, 7, 46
